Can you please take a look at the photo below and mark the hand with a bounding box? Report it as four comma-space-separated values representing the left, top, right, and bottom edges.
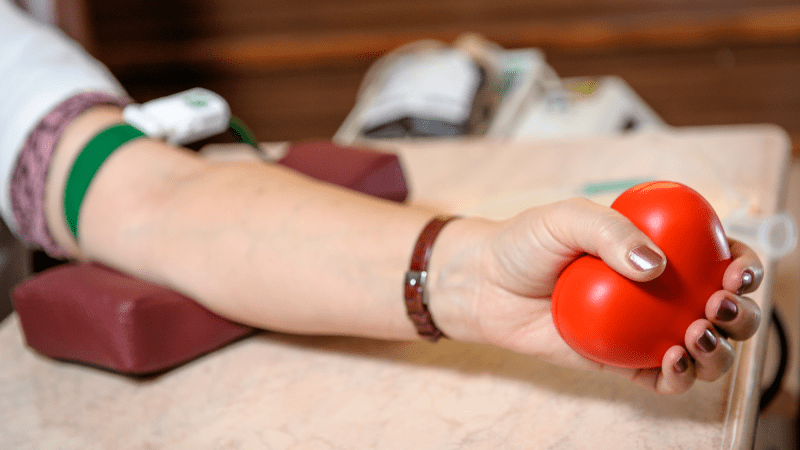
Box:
429, 198, 763, 395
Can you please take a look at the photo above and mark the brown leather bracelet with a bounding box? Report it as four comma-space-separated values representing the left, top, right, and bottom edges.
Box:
404, 215, 459, 342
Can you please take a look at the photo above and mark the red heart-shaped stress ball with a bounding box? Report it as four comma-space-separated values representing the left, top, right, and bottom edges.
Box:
551, 181, 731, 368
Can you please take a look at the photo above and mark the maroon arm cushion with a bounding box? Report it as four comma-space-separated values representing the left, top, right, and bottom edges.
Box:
277, 139, 408, 203
12, 140, 408, 375
12, 263, 255, 375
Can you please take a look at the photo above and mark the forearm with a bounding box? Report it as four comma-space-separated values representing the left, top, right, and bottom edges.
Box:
44, 107, 445, 340
133, 164, 440, 339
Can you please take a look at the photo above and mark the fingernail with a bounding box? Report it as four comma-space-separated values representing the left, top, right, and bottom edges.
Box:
628, 245, 663, 272
673, 354, 690, 373
697, 329, 718, 352
716, 297, 738, 322
738, 269, 754, 295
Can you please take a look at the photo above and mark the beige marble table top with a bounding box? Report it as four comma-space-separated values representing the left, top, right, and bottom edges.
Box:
1, 125, 792, 449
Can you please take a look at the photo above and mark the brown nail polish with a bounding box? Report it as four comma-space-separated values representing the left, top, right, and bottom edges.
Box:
628, 245, 663, 272
673, 354, 690, 373
738, 269, 754, 295
697, 329, 718, 352
716, 298, 738, 322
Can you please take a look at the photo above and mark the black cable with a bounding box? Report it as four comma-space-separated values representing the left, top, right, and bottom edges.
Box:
760, 307, 789, 411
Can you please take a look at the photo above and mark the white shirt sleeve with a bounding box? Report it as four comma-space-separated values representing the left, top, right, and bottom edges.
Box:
0, 0, 127, 233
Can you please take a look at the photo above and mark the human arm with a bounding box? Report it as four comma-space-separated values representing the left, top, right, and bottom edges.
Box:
43, 106, 762, 394
4, 0, 762, 394
45, 106, 436, 340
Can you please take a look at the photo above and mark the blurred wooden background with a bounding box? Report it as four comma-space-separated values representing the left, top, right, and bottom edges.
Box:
56, 0, 799, 155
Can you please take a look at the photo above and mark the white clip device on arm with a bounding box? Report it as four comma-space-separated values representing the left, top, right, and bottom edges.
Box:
122, 88, 232, 145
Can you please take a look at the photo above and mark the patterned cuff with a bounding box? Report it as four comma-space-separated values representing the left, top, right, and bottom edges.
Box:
10, 92, 132, 259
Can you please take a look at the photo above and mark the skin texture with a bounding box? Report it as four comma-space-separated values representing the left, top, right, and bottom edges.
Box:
44, 106, 763, 395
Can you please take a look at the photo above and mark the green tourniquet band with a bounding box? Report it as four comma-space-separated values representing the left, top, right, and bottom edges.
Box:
64, 123, 145, 240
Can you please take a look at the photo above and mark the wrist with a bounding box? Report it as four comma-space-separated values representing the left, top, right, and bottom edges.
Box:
425, 216, 495, 344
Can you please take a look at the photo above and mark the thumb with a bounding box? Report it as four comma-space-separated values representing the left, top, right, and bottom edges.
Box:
546, 198, 667, 282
